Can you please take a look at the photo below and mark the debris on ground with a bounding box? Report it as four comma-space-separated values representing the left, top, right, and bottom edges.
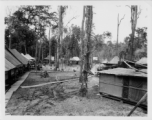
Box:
6, 71, 146, 116
40, 71, 49, 78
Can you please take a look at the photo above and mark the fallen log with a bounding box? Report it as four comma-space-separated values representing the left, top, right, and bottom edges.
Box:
21, 75, 94, 89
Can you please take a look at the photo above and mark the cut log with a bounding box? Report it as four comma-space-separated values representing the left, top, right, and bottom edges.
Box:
21, 75, 94, 89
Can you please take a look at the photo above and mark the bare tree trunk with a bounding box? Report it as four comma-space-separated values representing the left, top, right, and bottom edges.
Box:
49, 28, 51, 66
39, 43, 42, 63
116, 13, 125, 56
55, 6, 62, 70
35, 41, 38, 71
116, 14, 119, 56
42, 45, 43, 63
79, 6, 85, 83
79, 6, 93, 97
130, 5, 138, 60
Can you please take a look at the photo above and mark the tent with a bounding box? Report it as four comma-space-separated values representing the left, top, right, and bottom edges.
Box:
23, 54, 35, 61
102, 59, 108, 63
10, 49, 28, 65
5, 49, 22, 67
136, 57, 147, 65
109, 56, 119, 64
70, 57, 80, 61
44, 55, 54, 61
93, 57, 98, 61
5, 59, 15, 71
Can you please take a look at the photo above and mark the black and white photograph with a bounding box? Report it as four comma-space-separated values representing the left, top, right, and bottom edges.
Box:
1, 0, 152, 118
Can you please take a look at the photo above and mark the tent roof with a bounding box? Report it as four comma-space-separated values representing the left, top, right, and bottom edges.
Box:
5, 49, 22, 67
98, 68, 147, 78
5, 59, 15, 71
136, 57, 147, 65
23, 54, 35, 60
10, 49, 28, 65
102, 59, 108, 63
44, 55, 54, 60
93, 57, 98, 60
109, 56, 119, 64
70, 57, 80, 61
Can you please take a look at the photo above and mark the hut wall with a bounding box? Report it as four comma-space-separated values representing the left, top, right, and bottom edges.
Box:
128, 77, 147, 105
99, 74, 147, 105
99, 74, 123, 97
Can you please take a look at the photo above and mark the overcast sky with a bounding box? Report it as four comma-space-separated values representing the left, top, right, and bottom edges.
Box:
63, 5, 149, 43
5, 3, 149, 43
44, 4, 149, 43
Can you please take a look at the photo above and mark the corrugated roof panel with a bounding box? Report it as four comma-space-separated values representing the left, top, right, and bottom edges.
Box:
5, 49, 22, 67
11, 49, 28, 65
5, 59, 15, 71
98, 68, 147, 78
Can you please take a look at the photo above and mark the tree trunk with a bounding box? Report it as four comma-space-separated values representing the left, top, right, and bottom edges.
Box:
42, 45, 43, 63
39, 43, 42, 63
55, 6, 62, 70
79, 6, 93, 97
49, 28, 51, 66
130, 5, 138, 61
117, 14, 119, 56
35, 41, 38, 71
79, 6, 85, 83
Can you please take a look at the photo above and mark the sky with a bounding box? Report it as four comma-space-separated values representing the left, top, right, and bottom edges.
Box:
61, 4, 149, 43
4, 3, 149, 44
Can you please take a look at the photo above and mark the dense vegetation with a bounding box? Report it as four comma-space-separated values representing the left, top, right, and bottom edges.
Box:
5, 5, 147, 63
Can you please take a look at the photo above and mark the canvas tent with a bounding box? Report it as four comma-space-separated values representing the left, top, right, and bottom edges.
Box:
5, 49, 22, 67
93, 57, 98, 61
102, 59, 108, 63
136, 57, 147, 65
70, 57, 80, 61
22, 54, 35, 61
10, 49, 28, 65
44, 55, 54, 61
109, 56, 119, 64
5, 59, 15, 71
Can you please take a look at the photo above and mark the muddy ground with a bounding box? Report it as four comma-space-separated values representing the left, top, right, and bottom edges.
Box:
6, 71, 146, 116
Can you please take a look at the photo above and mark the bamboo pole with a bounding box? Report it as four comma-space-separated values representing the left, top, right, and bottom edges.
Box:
127, 93, 147, 116
123, 60, 147, 74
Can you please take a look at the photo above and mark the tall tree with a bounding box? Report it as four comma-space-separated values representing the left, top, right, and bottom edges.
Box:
126, 5, 141, 60
55, 6, 67, 70
116, 14, 125, 55
79, 6, 85, 83
79, 6, 93, 97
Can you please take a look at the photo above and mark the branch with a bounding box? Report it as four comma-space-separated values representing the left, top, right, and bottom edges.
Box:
126, 5, 131, 9
119, 14, 125, 25
65, 15, 79, 27
137, 6, 142, 19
